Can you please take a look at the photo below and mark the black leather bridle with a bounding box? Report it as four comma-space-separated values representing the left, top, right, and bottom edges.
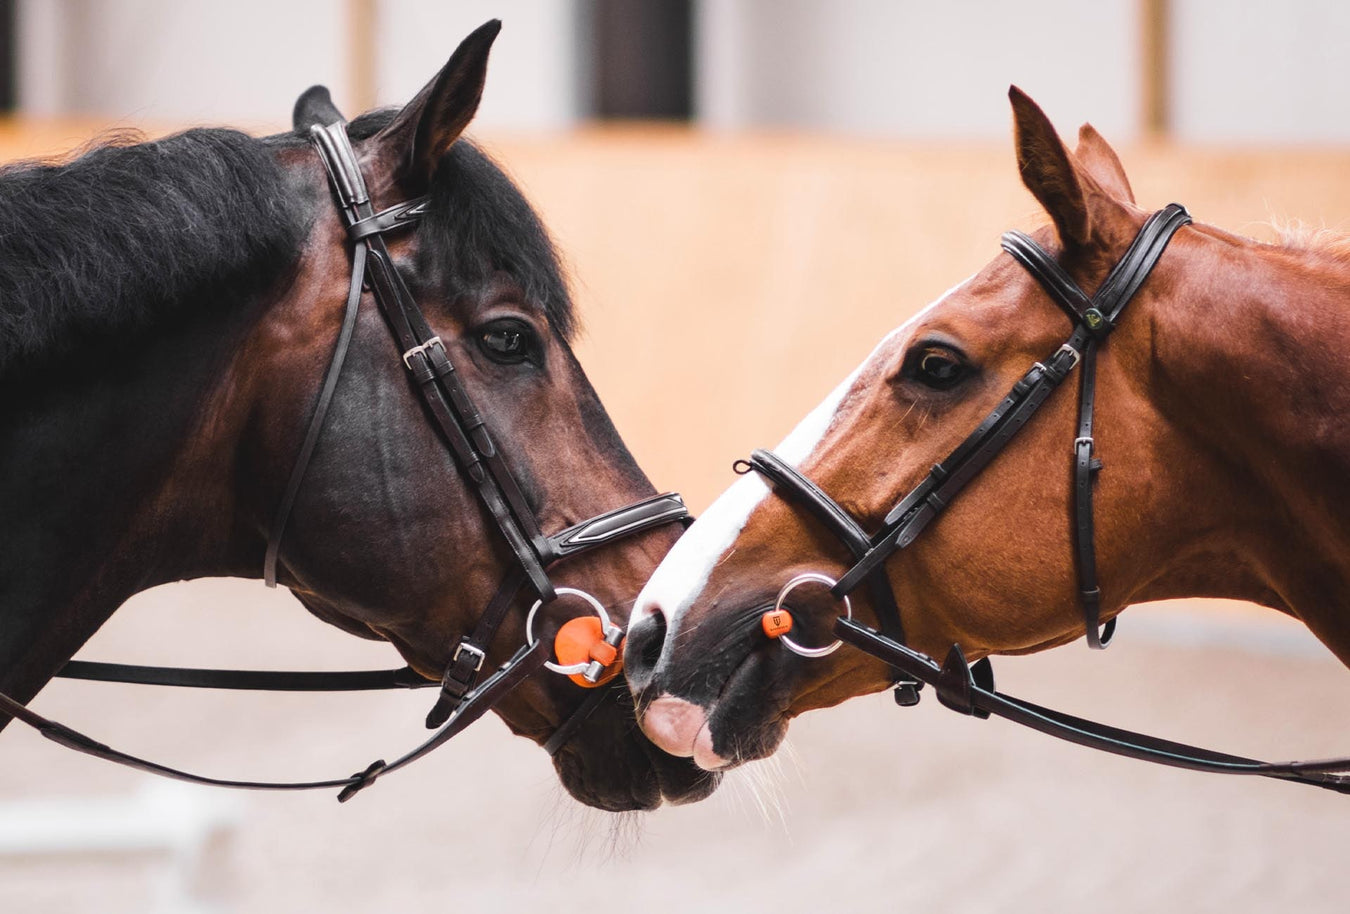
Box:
0, 121, 690, 800
741, 205, 1350, 793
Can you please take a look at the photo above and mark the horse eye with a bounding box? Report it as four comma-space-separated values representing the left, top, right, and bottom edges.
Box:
477, 321, 537, 365
910, 347, 968, 390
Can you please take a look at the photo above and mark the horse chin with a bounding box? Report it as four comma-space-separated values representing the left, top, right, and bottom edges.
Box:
551, 682, 721, 811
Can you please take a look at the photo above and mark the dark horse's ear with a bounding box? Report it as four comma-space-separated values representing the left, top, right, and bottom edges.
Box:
1009, 86, 1094, 248
374, 19, 501, 191
293, 85, 345, 131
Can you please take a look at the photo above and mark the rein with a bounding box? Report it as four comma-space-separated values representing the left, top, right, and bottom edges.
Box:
740, 204, 1350, 794
0, 120, 689, 800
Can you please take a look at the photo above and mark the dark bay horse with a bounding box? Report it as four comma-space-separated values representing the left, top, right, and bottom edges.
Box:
0, 22, 715, 810
624, 88, 1350, 773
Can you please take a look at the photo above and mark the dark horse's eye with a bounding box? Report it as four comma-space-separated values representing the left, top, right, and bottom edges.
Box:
907, 345, 969, 390
477, 320, 539, 366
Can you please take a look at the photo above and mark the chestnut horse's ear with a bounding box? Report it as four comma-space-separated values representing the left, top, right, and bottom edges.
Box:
1075, 123, 1135, 204
1009, 86, 1092, 247
375, 19, 501, 190
292, 85, 345, 131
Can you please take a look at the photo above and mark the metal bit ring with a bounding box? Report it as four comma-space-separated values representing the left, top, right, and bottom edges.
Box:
524, 587, 621, 675
774, 572, 853, 658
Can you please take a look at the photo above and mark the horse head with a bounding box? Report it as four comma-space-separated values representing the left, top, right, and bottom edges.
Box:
0, 22, 716, 811
623, 87, 1350, 772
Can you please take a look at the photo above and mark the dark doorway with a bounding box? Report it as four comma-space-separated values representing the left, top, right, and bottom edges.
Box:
591, 0, 692, 120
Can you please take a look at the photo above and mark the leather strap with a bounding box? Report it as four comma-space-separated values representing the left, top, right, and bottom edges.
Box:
348, 197, 428, 241
0, 642, 547, 801
736, 451, 919, 701
542, 678, 617, 756
1003, 204, 1190, 646
738, 451, 871, 556
310, 121, 556, 599
425, 567, 527, 728
998, 231, 1093, 323
550, 492, 691, 558
264, 239, 366, 588
1074, 338, 1114, 648
835, 618, 1350, 794
831, 340, 1083, 596
424, 492, 691, 728
57, 660, 431, 692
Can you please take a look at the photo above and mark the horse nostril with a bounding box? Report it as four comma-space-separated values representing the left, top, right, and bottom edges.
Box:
623, 602, 669, 690
637, 609, 667, 670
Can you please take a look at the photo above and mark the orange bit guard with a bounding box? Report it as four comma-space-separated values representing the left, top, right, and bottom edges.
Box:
761, 609, 794, 639
554, 616, 624, 688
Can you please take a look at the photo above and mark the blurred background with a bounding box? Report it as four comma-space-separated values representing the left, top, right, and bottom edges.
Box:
3, 2, 1350, 912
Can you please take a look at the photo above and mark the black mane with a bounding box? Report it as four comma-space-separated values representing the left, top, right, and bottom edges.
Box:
0, 113, 575, 378
0, 128, 309, 377
347, 110, 576, 340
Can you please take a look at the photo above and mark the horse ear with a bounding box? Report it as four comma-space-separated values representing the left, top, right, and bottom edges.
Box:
1009, 86, 1092, 248
374, 19, 501, 190
1074, 123, 1135, 204
293, 85, 345, 131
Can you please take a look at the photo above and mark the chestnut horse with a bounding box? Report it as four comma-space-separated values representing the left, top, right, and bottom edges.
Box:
0, 22, 715, 810
625, 88, 1350, 774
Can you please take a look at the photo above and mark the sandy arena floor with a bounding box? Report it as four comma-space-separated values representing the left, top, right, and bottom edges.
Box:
2, 581, 1347, 913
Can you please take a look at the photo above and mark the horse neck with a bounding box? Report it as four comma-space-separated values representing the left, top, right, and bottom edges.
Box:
1139, 227, 1350, 655
0, 152, 312, 705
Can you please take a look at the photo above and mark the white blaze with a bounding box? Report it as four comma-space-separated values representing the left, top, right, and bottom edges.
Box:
633, 277, 974, 651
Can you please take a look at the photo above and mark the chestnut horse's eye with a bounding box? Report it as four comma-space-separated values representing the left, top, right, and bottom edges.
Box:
477, 320, 539, 366
907, 345, 969, 390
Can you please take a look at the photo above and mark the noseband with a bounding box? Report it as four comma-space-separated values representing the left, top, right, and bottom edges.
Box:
739, 205, 1350, 793
0, 121, 690, 800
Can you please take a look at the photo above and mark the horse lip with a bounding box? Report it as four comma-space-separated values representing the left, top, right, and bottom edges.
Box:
704, 648, 793, 769
552, 675, 721, 808
643, 733, 722, 805
691, 624, 797, 770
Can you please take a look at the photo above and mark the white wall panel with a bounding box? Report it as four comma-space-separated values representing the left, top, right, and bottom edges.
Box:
1172, 0, 1350, 143
15, 0, 584, 131
18, 0, 343, 126
696, 0, 1141, 141
19, 1, 1350, 143
375, 0, 584, 131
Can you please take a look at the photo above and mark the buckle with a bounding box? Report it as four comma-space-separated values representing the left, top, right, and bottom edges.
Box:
1074, 436, 1094, 453
452, 641, 486, 672
1056, 343, 1081, 369
402, 336, 445, 369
